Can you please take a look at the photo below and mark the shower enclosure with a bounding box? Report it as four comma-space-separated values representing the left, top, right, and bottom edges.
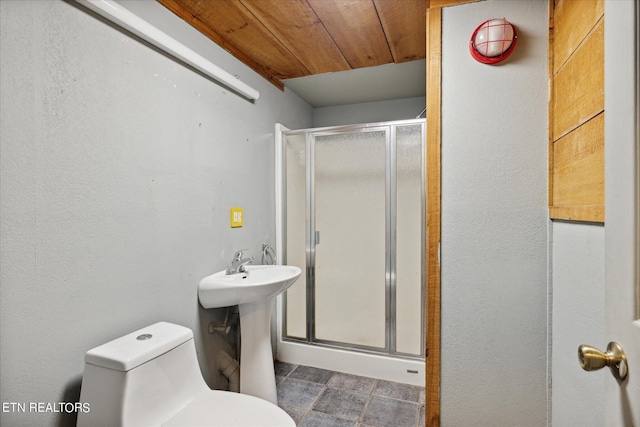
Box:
275, 119, 425, 384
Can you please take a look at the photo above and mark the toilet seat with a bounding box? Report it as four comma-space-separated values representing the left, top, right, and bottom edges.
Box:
162, 390, 295, 427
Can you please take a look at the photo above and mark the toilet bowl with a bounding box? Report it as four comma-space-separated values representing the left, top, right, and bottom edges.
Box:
77, 322, 295, 427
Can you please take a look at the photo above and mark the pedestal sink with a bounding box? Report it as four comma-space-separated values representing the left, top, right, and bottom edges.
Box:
198, 265, 301, 404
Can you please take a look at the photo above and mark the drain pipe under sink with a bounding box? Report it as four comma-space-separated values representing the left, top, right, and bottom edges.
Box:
217, 351, 240, 392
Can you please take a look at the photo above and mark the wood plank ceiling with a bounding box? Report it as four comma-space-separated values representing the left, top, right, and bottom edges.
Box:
157, 0, 427, 89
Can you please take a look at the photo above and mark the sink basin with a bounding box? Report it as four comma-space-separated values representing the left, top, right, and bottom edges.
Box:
198, 264, 302, 404
198, 265, 301, 309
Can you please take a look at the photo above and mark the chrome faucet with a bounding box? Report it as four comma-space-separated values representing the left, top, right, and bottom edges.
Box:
226, 249, 254, 275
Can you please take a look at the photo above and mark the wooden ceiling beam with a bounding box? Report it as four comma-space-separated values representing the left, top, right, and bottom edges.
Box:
157, 0, 311, 89
158, 0, 437, 90
306, 0, 393, 70
373, 0, 426, 63
240, 0, 350, 75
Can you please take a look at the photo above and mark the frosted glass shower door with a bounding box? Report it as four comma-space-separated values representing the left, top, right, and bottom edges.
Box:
279, 119, 425, 358
395, 124, 424, 356
284, 134, 307, 339
313, 130, 388, 349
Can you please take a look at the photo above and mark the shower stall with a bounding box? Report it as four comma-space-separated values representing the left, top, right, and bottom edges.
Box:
275, 119, 425, 385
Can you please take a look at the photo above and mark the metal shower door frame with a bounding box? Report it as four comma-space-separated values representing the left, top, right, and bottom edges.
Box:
279, 118, 426, 360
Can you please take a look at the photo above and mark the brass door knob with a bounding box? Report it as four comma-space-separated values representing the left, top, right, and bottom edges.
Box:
578, 341, 628, 381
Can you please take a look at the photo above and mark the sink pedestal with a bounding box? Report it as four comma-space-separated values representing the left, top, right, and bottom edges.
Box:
238, 300, 277, 404
197, 265, 301, 405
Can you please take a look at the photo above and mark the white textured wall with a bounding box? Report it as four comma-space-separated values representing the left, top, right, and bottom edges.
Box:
551, 222, 605, 426
0, 1, 312, 426
441, 1, 549, 425
313, 96, 425, 128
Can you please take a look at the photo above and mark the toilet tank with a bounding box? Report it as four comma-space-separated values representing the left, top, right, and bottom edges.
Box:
77, 322, 209, 427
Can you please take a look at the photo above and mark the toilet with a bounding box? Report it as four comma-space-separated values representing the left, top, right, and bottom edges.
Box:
77, 322, 295, 427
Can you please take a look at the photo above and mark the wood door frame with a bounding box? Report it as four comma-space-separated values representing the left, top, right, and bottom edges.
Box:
425, 1, 481, 426
425, 5, 442, 427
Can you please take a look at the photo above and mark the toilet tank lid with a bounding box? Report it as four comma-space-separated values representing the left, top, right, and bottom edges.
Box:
85, 322, 193, 372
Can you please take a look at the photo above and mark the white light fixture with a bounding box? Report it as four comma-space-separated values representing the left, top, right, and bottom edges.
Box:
75, 0, 260, 100
469, 18, 518, 65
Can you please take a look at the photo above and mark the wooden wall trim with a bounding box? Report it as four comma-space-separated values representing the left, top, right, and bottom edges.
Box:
425, 5, 442, 427
552, 18, 604, 141
552, 112, 605, 208
548, 0, 555, 215
549, 206, 605, 223
548, 0, 605, 223
425, 2, 482, 425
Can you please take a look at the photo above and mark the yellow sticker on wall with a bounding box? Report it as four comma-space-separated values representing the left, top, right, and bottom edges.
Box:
230, 207, 243, 228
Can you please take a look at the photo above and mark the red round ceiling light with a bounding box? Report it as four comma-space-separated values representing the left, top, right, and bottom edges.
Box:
469, 18, 518, 65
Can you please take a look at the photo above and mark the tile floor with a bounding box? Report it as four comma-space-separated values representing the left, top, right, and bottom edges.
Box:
275, 361, 425, 427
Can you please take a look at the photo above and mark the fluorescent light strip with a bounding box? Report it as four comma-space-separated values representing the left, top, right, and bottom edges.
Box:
76, 0, 260, 101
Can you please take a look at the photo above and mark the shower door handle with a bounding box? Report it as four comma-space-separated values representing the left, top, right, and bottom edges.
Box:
315, 231, 320, 245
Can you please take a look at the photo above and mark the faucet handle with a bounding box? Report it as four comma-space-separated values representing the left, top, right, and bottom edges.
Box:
232, 249, 250, 261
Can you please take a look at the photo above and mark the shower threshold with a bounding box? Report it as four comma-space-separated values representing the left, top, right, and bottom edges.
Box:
276, 338, 425, 387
